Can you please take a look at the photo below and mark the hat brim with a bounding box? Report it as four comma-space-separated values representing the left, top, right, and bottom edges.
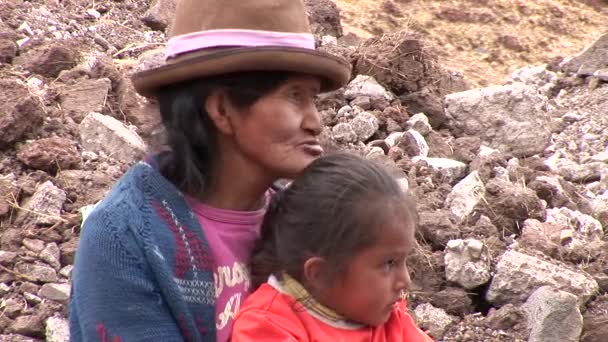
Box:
131, 47, 352, 97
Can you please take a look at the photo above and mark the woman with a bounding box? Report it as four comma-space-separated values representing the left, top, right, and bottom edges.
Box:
68, 0, 351, 341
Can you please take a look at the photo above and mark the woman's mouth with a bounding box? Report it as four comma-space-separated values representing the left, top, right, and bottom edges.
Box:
300, 142, 324, 156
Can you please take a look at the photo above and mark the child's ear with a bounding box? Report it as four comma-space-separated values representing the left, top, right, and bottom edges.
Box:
303, 257, 328, 289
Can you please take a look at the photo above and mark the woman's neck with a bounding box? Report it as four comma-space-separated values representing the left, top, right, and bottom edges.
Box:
198, 152, 274, 211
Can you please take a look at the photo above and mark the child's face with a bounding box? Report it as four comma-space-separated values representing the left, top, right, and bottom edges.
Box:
318, 216, 415, 326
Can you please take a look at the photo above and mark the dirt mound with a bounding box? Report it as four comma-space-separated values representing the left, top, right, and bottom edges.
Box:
337, 0, 607, 87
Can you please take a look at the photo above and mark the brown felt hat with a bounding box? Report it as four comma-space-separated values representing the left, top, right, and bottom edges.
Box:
132, 0, 352, 97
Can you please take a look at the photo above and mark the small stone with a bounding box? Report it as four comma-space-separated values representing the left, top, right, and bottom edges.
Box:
336, 105, 353, 118
142, 0, 177, 31
79, 112, 147, 164
59, 265, 73, 278
0, 251, 18, 265
320, 35, 338, 46
86, 8, 101, 19
414, 303, 459, 339
22, 239, 46, 253
594, 68, 608, 81
344, 75, 393, 100
331, 123, 357, 143
385, 132, 404, 148
2, 297, 23, 318
46, 316, 70, 342
16, 181, 66, 226
40, 243, 61, 270
385, 118, 402, 133
414, 157, 467, 184
524, 286, 583, 342
351, 111, 379, 141
400, 129, 429, 158
17, 137, 81, 172
39, 283, 71, 302
8, 315, 44, 336
23, 292, 42, 304
0, 80, 45, 147
15, 264, 58, 283
351, 96, 372, 110
407, 113, 432, 136
445, 238, 491, 289
60, 78, 112, 123
0, 283, 10, 296
0, 39, 18, 64
445, 171, 485, 220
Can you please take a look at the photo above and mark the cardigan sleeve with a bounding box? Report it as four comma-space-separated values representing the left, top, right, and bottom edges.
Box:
69, 205, 185, 342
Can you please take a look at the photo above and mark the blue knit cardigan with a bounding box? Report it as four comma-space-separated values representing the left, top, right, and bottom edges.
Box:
70, 160, 217, 341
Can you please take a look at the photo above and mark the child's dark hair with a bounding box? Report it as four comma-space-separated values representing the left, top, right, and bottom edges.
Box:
250, 153, 417, 288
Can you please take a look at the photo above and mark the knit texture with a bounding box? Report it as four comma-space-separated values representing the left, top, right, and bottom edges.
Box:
70, 161, 217, 342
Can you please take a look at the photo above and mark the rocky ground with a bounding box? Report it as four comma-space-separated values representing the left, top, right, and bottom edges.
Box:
0, 0, 607, 341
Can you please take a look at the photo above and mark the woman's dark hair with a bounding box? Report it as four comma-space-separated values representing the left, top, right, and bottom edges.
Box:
156, 71, 291, 196
250, 152, 417, 288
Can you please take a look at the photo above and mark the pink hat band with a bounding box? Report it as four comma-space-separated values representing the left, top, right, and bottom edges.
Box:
166, 29, 316, 60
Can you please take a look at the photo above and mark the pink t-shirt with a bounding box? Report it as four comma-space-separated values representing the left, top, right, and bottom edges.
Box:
188, 198, 267, 342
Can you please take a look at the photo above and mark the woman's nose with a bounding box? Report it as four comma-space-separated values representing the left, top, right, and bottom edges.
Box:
301, 104, 322, 136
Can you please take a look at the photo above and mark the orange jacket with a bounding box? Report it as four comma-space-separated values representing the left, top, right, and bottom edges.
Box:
232, 283, 434, 342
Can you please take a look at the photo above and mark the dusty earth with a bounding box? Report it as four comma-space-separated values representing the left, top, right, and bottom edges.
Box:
0, 0, 607, 341
337, 0, 608, 87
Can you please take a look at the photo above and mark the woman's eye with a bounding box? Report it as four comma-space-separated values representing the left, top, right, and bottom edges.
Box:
384, 259, 396, 269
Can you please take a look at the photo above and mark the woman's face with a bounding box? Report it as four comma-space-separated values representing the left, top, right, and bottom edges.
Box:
228, 75, 324, 180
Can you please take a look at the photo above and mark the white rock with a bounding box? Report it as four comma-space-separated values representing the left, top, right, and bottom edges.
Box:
407, 113, 432, 136
385, 132, 404, 148
413, 303, 458, 339
486, 250, 599, 306
445, 171, 485, 220
79, 112, 147, 164
86, 8, 101, 19
46, 316, 70, 342
524, 286, 583, 342
351, 111, 379, 141
414, 157, 467, 184
336, 105, 353, 119
344, 75, 393, 100
479, 145, 500, 157
59, 265, 74, 278
23, 292, 42, 304
396, 178, 409, 193
445, 239, 491, 289
321, 35, 338, 46
545, 207, 603, 240
445, 83, 551, 157
331, 123, 357, 143
404, 129, 429, 158
16, 181, 66, 226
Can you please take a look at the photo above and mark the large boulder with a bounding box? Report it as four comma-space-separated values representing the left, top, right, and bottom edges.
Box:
445, 83, 551, 157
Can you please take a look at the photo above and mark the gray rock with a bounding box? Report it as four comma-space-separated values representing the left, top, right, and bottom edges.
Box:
351, 111, 379, 141
414, 157, 467, 184
331, 122, 357, 143
385, 132, 404, 149
509, 64, 557, 96
350, 96, 371, 110
407, 113, 432, 136
344, 75, 392, 100
79, 112, 147, 164
40, 243, 61, 270
15, 264, 58, 283
142, 0, 177, 31
486, 250, 599, 306
8, 315, 44, 336
445, 83, 551, 157
45, 316, 70, 342
2, 297, 23, 318
445, 239, 491, 289
304, 0, 343, 38
22, 239, 45, 253
524, 286, 583, 342
413, 303, 459, 339
560, 32, 608, 76
445, 171, 485, 221
39, 283, 71, 302
16, 181, 66, 226
0, 250, 18, 265
401, 129, 429, 158
23, 292, 42, 304
60, 78, 112, 123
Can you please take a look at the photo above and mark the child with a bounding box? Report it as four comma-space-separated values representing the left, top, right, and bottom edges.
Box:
231, 153, 433, 341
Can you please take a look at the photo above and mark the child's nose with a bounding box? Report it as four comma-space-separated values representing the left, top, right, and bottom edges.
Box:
395, 264, 412, 292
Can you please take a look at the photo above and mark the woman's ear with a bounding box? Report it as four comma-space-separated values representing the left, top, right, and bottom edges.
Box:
303, 257, 329, 290
205, 89, 235, 136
